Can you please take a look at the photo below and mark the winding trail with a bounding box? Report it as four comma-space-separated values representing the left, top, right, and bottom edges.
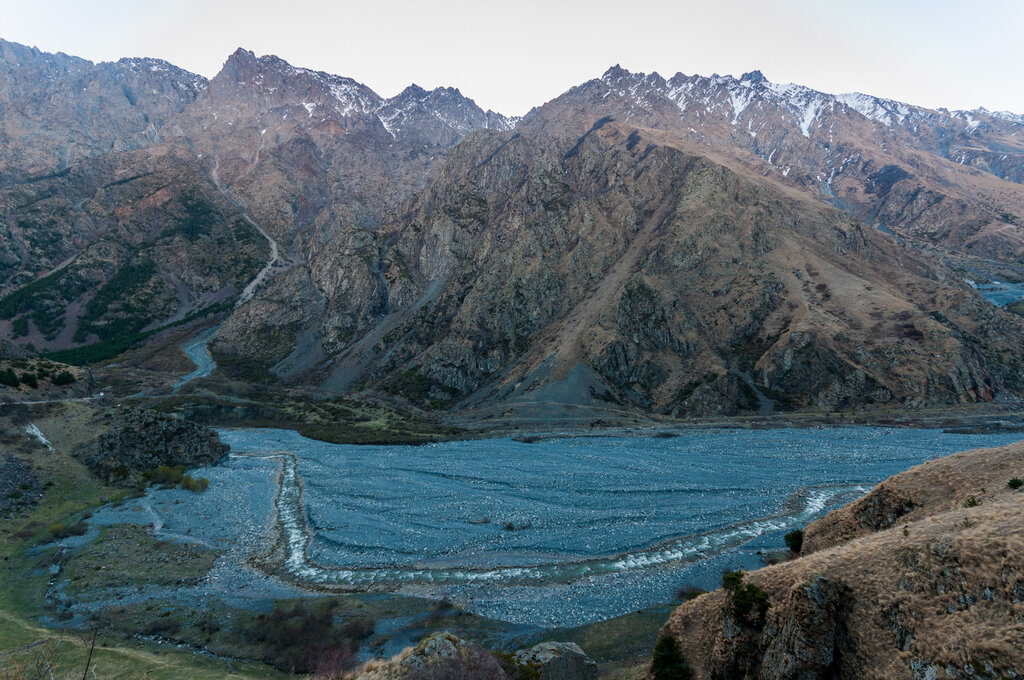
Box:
209, 156, 290, 306
172, 155, 293, 390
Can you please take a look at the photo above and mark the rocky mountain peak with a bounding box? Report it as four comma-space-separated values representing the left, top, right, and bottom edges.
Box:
601, 64, 628, 81
206, 48, 384, 122
377, 81, 516, 144
740, 69, 766, 83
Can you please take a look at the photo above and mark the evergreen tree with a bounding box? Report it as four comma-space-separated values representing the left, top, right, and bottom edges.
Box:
651, 634, 691, 680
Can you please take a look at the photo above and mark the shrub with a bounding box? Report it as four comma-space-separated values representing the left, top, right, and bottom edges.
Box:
142, 617, 181, 636
784, 528, 804, 554
963, 496, 980, 508
144, 465, 185, 486
52, 370, 76, 385
19, 372, 38, 388
143, 466, 210, 492
0, 369, 18, 388
181, 475, 210, 493
1009, 478, 1023, 490
49, 522, 88, 539
651, 634, 691, 680
235, 603, 362, 674
722, 570, 770, 622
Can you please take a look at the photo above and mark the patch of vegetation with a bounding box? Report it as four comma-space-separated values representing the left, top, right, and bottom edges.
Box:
0, 369, 18, 387
142, 465, 210, 493
1009, 478, 1023, 490
63, 524, 218, 591
19, 372, 37, 388
48, 521, 89, 538
0, 267, 85, 339
159, 194, 218, 242
963, 495, 980, 508
11, 316, 28, 337
47, 301, 234, 366
234, 601, 371, 674
45, 330, 151, 365
384, 366, 459, 408
1005, 300, 1024, 317
651, 634, 691, 680
51, 370, 76, 385
722, 570, 770, 623
784, 528, 804, 554
161, 395, 463, 445
675, 584, 707, 601
78, 257, 160, 341
207, 346, 281, 384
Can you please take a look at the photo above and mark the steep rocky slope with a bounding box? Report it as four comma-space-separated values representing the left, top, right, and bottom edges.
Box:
3, 39, 1024, 417
537, 67, 1024, 266
657, 441, 1024, 680
0, 38, 206, 177
0, 40, 515, 354
0, 142, 267, 349
214, 119, 1024, 414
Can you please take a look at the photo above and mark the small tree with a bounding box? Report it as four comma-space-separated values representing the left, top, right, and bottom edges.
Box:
0, 368, 18, 387
20, 372, 38, 388
651, 634, 691, 680
52, 370, 76, 385
722, 570, 770, 623
784, 529, 804, 554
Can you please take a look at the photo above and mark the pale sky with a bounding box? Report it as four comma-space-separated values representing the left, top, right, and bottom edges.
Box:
2, 0, 1022, 117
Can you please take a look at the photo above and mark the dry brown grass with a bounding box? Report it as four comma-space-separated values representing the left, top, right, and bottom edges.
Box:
663, 440, 1024, 679
804, 440, 1024, 553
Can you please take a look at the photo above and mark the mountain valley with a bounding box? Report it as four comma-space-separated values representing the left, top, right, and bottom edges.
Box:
3, 34, 1024, 680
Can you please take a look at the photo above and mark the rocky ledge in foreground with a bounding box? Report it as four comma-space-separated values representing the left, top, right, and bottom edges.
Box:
347, 632, 598, 680
655, 440, 1024, 680
72, 405, 229, 482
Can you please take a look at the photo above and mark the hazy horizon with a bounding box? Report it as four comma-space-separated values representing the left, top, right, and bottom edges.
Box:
3, 0, 1022, 117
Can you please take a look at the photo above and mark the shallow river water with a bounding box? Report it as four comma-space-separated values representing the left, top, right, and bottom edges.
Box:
93, 426, 1022, 627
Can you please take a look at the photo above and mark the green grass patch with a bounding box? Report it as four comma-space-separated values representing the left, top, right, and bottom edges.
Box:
62, 524, 219, 593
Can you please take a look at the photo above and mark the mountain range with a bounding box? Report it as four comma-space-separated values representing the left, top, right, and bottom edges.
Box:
3, 38, 1024, 417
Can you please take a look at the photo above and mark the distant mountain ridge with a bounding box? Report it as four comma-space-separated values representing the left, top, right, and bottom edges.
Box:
3, 38, 1024, 418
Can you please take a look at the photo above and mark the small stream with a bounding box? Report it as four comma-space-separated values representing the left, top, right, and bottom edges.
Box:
972, 281, 1024, 307
173, 325, 220, 390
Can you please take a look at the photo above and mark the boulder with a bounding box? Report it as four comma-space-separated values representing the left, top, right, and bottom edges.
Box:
513, 642, 599, 680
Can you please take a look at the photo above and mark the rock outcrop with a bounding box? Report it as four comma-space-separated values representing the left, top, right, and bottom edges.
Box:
347, 632, 601, 680
349, 632, 506, 680
514, 642, 599, 680
0, 454, 40, 515
72, 406, 228, 481
657, 441, 1024, 679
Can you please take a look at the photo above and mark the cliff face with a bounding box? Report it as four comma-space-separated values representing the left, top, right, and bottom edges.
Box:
214, 120, 1024, 414
657, 441, 1024, 680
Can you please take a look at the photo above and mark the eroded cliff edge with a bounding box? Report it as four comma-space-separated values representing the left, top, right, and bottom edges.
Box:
656, 440, 1024, 680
